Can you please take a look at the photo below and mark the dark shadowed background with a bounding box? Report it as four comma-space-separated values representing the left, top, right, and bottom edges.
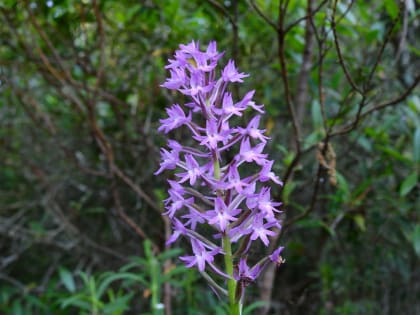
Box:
0, 0, 419, 314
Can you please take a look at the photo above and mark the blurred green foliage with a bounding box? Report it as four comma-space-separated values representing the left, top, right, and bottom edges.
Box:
0, 0, 419, 314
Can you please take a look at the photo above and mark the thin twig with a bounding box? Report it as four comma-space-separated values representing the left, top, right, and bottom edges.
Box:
365, 1, 403, 90
331, 73, 420, 137
92, 0, 106, 93
206, 0, 236, 28
331, 0, 362, 94
26, 1, 74, 86
112, 165, 162, 214
248, 0, 278, 31
284, 0, 328, 34
111, 179, 158, 250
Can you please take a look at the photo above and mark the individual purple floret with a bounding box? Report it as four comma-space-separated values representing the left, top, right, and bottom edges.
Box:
156, 40, 284, 308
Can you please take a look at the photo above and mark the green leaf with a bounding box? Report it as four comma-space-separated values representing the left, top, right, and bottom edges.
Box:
12, 300, 23, 315
407, 95, 420, 114
408, 44, 420, 58
102, 293, 133, 314
153, 188, 167, 207
311, 100, 324, 131
157, 248, 183, 261
162, 266, 188, 282
377, 145, 411, 163
296, 219, 335, 236
60, 293, 91, 310
413, 127, 420, 162
384, 0, 399, 18
243, 301, 268, 315
121, 257, 148, 270
283, 151, 295, 167
59, 268, 76, 293
399, 173, 418, 196
282, 181, 296, 205
0, 0, 17, 8
353, 214, 366, 232
304, 131, 323, 150
336, 172, 350, 202
97, 272, 147, 298
24, 295, 49, 310
144, 239, 153, 260
412, 225, 420, 257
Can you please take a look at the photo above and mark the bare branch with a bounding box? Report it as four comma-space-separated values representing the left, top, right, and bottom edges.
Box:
365, 1, 403, 90
206, 0, 236, 28
331, 0, 362, 94
111, 179, 158, 251
248, 0, 278, 31
284, 0, 328, 34
331, 73, 420, 137
92, 0, 106, 93
112, 165, 161, 211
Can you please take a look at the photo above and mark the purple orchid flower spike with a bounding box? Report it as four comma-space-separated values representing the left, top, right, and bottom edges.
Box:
180, 238, 227, 278
163, 188, 194, 218
222, 60, 249, 82
176, 154, 205, 185
158, 104, 192, 134
226, 163, 248, 194
234, 258, 262, 284
247, 214, 277, 246
157, 41, 285, 314
247, 187, 282, 221
214, 92, 245, 118
166, 218, 188, 246
238, 137, 268, 165
270, 246, 285, 266
206, 197, 240, 232
259, 160, 283, 185
194, 119, 226, 150
237, 115, 269, 143
154, 148, 179, 175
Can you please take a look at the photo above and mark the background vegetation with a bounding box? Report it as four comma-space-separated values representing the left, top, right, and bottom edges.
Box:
0, 0, 419, 314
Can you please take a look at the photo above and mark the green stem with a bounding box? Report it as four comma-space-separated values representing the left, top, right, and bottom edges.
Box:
214, 159, 221, 180
146, 240, 163, 315
223, 235, 241, 315
213, 152, 241, 314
